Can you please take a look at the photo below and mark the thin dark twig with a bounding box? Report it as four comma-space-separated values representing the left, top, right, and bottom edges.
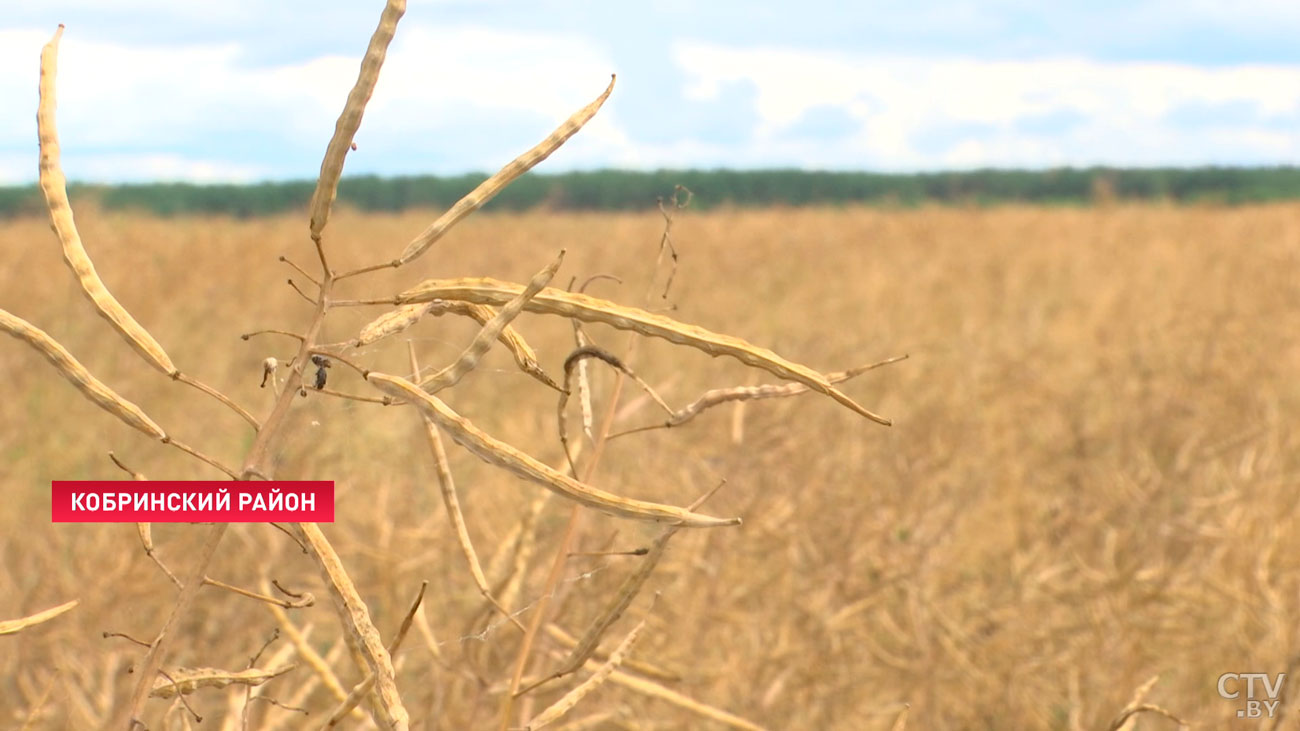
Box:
268, 524, 309, 553
202, 576, 315, 609
241, 329, 307, 343
578, 274, 622, 293
248, 696, 309, 715
156, 669, 202, 722
557, 347, 673, 471
279, 256, 320, 286
108, 451, 144, 479
654, 185, 691, 299
248, 629, 281, 668
103, 631, 153, 648
271, 579, 306, 599
287, 279, 315, 304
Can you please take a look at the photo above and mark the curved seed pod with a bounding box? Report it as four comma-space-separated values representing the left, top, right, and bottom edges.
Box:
397, 278, 890, 425
1, 309, 166, 440
430, 301, 559, 389
357, 302, 435, 346
308, 0, 406, 238
422, 250, 563, 392
150, 664, 296, 699
525, 618, 647, 730
664, 354, 908, 427
398, 76, 615, 265
367, 372, 739, 528
38, 27, 177, 377
551, 528, 675, 685
0, 599, 78, 636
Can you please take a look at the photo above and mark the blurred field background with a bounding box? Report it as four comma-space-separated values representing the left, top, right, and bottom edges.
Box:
1, 200, 1299, 729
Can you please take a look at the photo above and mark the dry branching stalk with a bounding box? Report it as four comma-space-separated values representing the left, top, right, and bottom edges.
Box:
150, 665, 296, 699
422, 250, 564, 392
500, 220, 689, 729
522, 618, 647, 730
390, 279, 891, 424
0, 309, 166, 440
368, 371, 740, 527
0, 600, 79, 636
124, 524, 231, 724
390, 77, 615, 268
9, 2, 899, 727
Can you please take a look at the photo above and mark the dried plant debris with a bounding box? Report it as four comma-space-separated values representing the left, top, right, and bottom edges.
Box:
149, 664, 296, 699
395, 278, 891, 424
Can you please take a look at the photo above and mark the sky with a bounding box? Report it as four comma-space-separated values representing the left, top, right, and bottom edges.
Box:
1, 1, 1299, 184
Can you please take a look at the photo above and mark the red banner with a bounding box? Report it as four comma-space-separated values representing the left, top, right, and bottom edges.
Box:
51, 481, 334, 522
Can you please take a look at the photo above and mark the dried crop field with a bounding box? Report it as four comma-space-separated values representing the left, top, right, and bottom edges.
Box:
2, 200, 1299, 729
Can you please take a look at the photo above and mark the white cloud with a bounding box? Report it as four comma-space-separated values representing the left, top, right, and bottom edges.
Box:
0, 151, 272, 185
72, 155, 272, 183
670, 42, 1300, 169
0, 23, 618, 182
4, 18, 1300, 182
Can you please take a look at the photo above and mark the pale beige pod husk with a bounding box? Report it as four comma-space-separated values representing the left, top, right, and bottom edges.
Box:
149, 664, 296, 699
308, 0, 406, 237
357, 302, 436, 346
398, 77, 615, 265
367, 372, 740, 528
421, 249, 564, 392
0, 599, 79, 636
430, 300, 559, 389
525, 618, 647, 730
38, 27, 178, 377
397, 278, 891, 424
1, 309, 167, 440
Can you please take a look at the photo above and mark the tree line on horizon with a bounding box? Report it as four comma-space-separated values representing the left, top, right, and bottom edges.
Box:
3, 167, 1300, 218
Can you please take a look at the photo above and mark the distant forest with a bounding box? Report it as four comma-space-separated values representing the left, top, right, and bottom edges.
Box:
4, 167, 1300, 218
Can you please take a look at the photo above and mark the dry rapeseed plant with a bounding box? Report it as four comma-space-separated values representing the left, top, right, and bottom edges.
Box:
2, 1, 898, 728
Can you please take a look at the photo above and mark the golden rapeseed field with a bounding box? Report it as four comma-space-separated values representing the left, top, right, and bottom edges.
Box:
2, 201, 1298, 728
